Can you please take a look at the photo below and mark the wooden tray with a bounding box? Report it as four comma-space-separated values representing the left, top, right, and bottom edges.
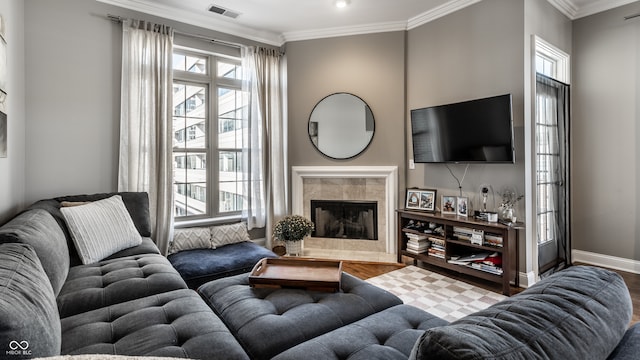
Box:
249, 258, 343, 292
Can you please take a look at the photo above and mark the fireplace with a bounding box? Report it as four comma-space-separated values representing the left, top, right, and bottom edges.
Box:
292, 166, 398, 254
311, 200, 378, 240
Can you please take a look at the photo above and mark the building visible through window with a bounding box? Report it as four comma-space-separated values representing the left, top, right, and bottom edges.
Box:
172, 50, 245, 220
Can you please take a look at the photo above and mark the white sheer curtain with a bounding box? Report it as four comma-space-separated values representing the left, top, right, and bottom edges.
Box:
118, 19, 174, 255
241, 46, 288, 248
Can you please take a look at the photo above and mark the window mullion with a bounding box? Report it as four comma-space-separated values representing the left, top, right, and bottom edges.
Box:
209, 54, 219, 218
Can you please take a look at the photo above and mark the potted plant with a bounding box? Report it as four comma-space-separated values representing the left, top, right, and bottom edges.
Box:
273, 215, 315, 256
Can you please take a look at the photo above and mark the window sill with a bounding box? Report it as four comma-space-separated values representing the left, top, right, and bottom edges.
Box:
174, 214, 243, 229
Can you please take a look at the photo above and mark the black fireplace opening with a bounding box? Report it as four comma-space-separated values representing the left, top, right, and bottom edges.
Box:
310, 200, 378, 240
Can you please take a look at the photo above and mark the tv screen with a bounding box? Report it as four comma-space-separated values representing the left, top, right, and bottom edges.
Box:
410, 94, 515, 163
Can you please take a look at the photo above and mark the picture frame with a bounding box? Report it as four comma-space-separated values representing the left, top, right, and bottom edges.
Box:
405, 188, 437, 212
441, 195, 456, 215
405, 189, 421, 210
457, 196, 469, 217
419, 189, 436, 211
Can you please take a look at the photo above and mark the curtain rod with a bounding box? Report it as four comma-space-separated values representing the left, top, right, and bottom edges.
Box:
106, 14, 243, 49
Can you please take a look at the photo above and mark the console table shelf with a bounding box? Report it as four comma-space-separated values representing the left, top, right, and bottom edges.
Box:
397, 209, 518, 295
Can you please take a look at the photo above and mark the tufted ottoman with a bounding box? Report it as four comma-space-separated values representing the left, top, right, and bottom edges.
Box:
198, 271, 404, 360
272, 304, 449, 360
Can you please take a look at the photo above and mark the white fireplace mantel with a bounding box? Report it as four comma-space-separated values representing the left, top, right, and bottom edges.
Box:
291, 166, 398, 253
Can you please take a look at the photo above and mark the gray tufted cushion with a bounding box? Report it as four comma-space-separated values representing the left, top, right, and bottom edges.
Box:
0, 209, 69, 296
57, 253, 187, 318
60, 289, 249, 359
273, 304, 449, 360
198, 271, 403, 360
0, 243, 61, 357
410, 265, 633, 360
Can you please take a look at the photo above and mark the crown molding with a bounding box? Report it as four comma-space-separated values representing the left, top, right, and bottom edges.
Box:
282, 21, 407, 43
95, 0, 283, 46
407, 0, 483, 29
545, 0, 579, 19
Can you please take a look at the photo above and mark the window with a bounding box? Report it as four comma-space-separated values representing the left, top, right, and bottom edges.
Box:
172, 49, 245, 220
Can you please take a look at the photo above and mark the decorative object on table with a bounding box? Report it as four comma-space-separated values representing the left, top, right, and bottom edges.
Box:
456, 197, 469, 217
441, 195, 456, 215
406, 188, 436, 212
497, 186, 523, 222
273, 215, 315, 256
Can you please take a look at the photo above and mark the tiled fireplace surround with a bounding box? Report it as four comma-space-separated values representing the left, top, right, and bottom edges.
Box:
292, 166, 398, 262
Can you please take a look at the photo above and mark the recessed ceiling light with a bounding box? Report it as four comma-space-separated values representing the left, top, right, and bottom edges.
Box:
335, 0, 350, 9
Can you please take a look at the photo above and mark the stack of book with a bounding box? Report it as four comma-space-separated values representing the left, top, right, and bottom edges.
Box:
484, 233, 503, 247
447, 251, 503, 275
427, 237, 445, 259
453, 226, 473, 241
405, 233, 430, 254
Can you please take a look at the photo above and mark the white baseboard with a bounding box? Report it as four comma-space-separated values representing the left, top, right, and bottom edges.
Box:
572, 250, 640, 274
518, 271, 536, 288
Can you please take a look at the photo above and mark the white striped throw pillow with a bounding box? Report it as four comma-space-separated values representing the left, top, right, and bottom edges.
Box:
61, 195, 143, 264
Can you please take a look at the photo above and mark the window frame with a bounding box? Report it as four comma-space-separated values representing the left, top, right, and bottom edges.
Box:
172, 48, 244, 224
533, 36, 570, 247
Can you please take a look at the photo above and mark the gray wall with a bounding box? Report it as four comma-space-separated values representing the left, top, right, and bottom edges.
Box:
0, 0, 26, 224
25, 0, 120, 204
286, 32, 407, 206
573, 2, 640, 261
406, 0, 526, 217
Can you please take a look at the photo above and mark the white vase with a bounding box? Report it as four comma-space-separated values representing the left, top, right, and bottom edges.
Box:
285, 240, 302, 256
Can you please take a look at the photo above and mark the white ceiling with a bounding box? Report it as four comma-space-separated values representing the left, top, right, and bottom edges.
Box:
97, 0, 639, 45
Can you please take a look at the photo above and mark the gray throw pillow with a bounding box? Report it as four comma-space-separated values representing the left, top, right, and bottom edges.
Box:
61, 195, 142, 264
210, 222, 250, 248
169, 226, 213, 254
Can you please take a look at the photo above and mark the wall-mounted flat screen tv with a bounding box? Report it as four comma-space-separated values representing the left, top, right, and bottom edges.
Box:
410, 94, 515, 163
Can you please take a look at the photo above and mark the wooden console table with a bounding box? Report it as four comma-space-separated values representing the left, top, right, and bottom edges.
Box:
397, 209, 519, 295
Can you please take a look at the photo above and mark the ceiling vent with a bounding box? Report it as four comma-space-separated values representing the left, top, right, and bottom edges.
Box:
208, 4, 240, 19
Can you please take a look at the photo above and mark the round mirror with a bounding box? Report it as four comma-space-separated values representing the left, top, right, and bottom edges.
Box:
308, 93, 375, 159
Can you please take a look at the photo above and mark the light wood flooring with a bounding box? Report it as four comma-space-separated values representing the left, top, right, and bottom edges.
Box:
341, 257, 640, 324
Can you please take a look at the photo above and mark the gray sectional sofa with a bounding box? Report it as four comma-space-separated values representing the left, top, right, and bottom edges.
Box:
0, 191, 639, 359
